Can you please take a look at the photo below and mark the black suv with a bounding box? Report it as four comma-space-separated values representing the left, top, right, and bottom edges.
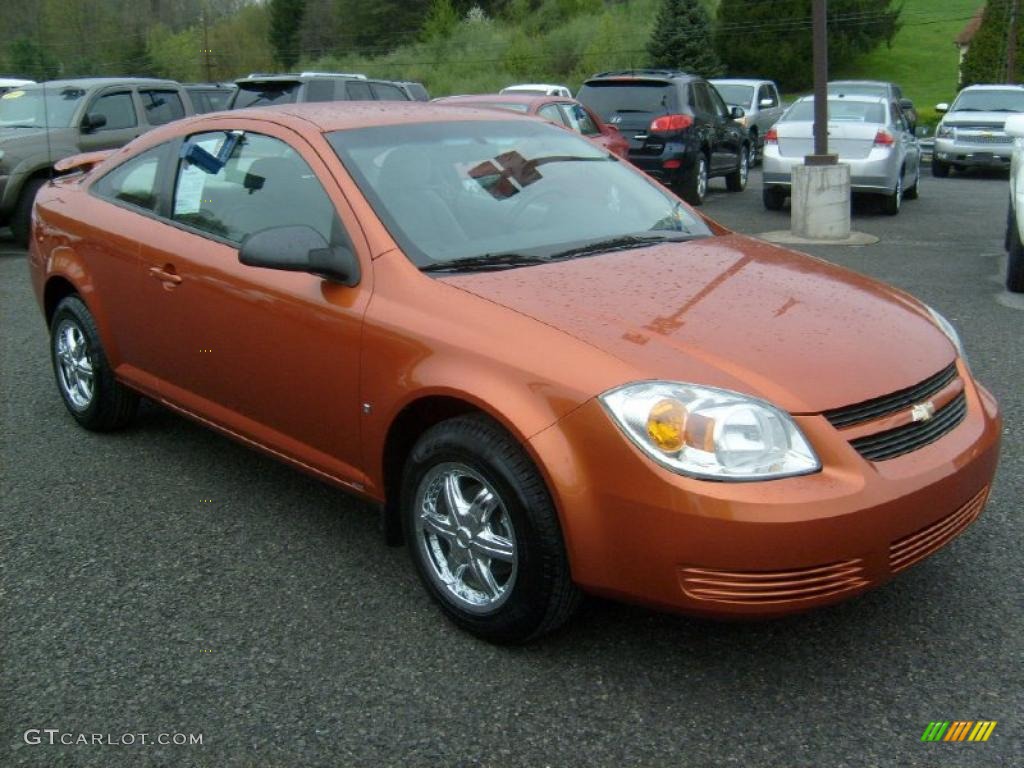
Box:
577, 69, 750, 205
228, 72, 410, 109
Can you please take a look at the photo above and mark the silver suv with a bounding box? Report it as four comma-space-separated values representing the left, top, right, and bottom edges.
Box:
710, 79, 784, 162
932, 84, 1024, 177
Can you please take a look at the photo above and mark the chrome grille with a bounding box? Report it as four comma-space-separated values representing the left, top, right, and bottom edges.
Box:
679, 559, 869, 605
955, 133, 1013, 145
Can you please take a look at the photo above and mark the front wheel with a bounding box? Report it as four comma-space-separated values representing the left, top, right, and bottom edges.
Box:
401, 414, 580, 643
679, 152, 708, 206
1007, 204, 1024, 293
725, 145, 749, 192
50, 296, 139, 430
904, 167, 920, 200
931, 157, 950, 178
10, 177, 47, 247
763, 185, 786, 211
881, 172, 903, 215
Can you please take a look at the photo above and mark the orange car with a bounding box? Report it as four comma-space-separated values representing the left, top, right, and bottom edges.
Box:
28, 104, 1001, 643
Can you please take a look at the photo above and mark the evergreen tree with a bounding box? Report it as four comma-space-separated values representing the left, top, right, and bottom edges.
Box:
715, 0, 901, 92
269, 0, 306, 69
647, 0, 723, 77
960, 0, 1022, 88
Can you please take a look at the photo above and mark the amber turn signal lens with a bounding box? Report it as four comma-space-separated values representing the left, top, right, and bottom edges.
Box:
646, 399, 686, 452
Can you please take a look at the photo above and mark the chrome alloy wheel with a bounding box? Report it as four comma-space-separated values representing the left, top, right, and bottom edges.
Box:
697, 156, 708, 201
54, 318, 95, 411
739, 148, 749, 186
414, 462, 517, 614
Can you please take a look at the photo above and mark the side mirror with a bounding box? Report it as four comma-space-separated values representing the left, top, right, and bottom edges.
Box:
81, 113, 107, 133
602, 123, 621, 135
730, 106, 745, 119
759, 98, 774, 109
935, 102, 949, 114
239, 225, 360, 286
899, 98, 915, 111
1005, 114, 1024, 138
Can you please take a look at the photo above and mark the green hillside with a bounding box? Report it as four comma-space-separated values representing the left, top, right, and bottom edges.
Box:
834, 0, 983, 125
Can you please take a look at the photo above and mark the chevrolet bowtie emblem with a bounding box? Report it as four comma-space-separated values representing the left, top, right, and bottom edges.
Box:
911, 401, 936, 422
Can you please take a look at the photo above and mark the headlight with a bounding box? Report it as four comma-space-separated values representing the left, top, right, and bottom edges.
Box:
936, 123, 954, 139
600, 382, 820, 481
925, 305, 966, 361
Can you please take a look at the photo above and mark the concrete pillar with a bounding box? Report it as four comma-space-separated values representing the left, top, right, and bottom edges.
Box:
791, 163, 851, 240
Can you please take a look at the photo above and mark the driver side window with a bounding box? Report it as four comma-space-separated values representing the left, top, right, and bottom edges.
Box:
87, 92, 137, 131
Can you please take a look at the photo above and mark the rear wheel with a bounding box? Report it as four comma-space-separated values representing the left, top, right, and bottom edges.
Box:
401, 414, 580, 643
679, 152, 708, 206
881, 172, 903, 215
763, 185, 786, 211
10, 177, 47, 247
931, 157, 950, 178
1007, 204, 1024, 293
49, 296, 139, 430
725, 145, 749, 192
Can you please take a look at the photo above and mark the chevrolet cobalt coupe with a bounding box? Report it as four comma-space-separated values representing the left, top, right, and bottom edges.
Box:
28, 104, 1000, 643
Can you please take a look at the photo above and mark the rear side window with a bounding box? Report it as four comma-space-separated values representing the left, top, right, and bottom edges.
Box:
346, 81, 373, 100
232, 82, 301, 108
93, 144, 165, 211
576, 81, 679, 121
171, 131, 344, 246
371, 83, 407, 101
561, 103, 600, 136
690, 83, 714, 116
140, 89, 185, 125
757, 84, 778, 108
306, 80, 336, 102
87, 92, 137, 130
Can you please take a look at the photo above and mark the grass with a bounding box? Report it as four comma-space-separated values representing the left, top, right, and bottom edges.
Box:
835, 0, 983, 126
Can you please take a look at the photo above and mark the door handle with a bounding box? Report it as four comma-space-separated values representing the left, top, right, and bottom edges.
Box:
149, 265, 182, 285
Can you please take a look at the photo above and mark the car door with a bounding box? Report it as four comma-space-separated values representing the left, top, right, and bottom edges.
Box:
756, 83, 783, 133
77, 88, 143, 151
127, 125, 373, 486
138, 87, 187, 128
891, 101, 920, 179
703, 82, 742, 171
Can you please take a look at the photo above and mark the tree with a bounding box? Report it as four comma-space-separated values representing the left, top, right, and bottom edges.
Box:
960, 0, 1023, 88
715, 0, 901, 91
647, 0, 723, 77
269, 0, 306, 68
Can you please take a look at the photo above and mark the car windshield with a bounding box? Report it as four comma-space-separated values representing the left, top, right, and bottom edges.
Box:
576, 81, 678, 120
327, 120, 711, 270
232, 81, 301, 108
951, 89, 1024, 113
713, 84, 754, 108
828, 83, 886, 98
0, 86, 85, 128
784, 99, 886, 123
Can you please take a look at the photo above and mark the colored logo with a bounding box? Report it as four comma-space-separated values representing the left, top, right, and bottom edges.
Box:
921, 721, 997, 742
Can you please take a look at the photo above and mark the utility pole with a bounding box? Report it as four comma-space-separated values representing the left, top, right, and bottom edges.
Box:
810, 0, 833, 163
1010, 0, 1020, 83
201, 8, 213, 82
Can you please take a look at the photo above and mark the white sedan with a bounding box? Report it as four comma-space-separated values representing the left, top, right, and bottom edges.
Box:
1005, 114, 1024, 292
762, 94, 921, 215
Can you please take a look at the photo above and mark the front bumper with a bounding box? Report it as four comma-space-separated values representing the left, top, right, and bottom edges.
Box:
529, 364, 1001, 618
762, 148, 898, 194
934, 136, 1013, 167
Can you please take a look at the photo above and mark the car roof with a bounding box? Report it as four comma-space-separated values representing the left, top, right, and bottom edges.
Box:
222, 101, 537, 132
796, 93, 887, 104
829, 80, 892, 87
36, 77, 181, 89
586, 69, 697, 83
959, 83, 1024, 91
710, 78, 770, 87
438, 93, 564, 107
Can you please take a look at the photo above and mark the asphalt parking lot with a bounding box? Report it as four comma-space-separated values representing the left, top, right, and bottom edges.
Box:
2, 167, 1021, 768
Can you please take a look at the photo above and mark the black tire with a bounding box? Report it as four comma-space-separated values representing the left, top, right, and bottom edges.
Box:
401, 413, 580, 643
748, 129, 759, 165
881, 171, 903, 215
762, 185, 786, 211
904, 167, 920, 200
679, 152, 708, 206
725, 144, 749, 192
50, 295, 139, 431
10, 177, 47, 247
1008, 204, 1024, 293
931, 157, 950, 178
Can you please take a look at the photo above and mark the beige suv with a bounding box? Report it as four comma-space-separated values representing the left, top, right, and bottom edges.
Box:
0, 77, 194, 245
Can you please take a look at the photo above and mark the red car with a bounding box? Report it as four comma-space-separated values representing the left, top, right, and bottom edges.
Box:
435, 93, 629, 158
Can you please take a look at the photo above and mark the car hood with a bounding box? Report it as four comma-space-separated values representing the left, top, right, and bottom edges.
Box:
942, 110, 1020, 128
440, 234, 956, 414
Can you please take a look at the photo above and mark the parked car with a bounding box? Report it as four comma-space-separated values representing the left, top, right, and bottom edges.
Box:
500, 83, 572, 98
434, 93, 628, 157
228, 72, 410, 108
397, 81, 430, 102
1004, 114, 1024, 292
27, 103, 999, 642
762, 94, 921, 214
710, 78, 784, 162
577, 69, 751, 205
932, 84, 1024, 177
0, 77, 34, 96
0, 77, 195, 245
828, 80, 917, 131
184, 82, 236, 113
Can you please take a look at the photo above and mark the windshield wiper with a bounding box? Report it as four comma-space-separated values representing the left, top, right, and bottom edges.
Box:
546, 233, 700, 261
421, 252, 551, 273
